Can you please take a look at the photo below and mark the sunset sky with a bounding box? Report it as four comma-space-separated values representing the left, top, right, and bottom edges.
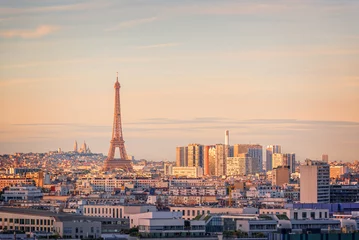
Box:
1, 0, 359, 162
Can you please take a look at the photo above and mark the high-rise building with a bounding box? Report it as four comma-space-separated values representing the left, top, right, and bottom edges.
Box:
272, 166, 290, 186
284, 153, 296, 174
208, 146, 216, 176
176, 146, 188, 167
272, 153, 285, 169
203, 145, 215, 175
322, 154, 329, 163
215, 144, 226, 176
300, 159, 330, 203
226, 153, 258, 176
266, 145, 281, 171
187, 144, 203, 168
225, 130, 229, 146
233, 144, 263, 172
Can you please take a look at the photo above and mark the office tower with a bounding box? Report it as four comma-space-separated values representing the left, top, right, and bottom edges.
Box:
233, 144, 263, 172
208, 146, 216, 176
300, 159, 330, 203
103, 72, 132, 171
322, 154, 329, 163
272, 153, 285, 169
266, 145, 281, 171
74, 140, 78, 152
215, 144, 226, 176
225, 130, 229, 146
227, 153, 258, 176
187, 144, 203, 168
176, 146, 188, 167
330, 166, 348, 179
272, 166, 290, 186
204, 145, 215, 175
284, 153, 296, 174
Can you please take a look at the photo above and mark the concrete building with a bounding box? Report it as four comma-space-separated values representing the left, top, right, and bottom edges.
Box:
284, 153, 296, 174
330, 185, 359, 203
203, 145, 215, 176
131, 212, 205, 238
83, 204, 157, 219
300, 159, 330, 203
2, 186, 43, 202
259, 208, 329, 220
226, 154, 258, 176
215, 144, 226, 176
0, 178, 35, 190
322, 154, 329, 163
187, 144, 203, 168
233, 144, 263, 172
172, 166, 203, 178
330, 165, 348, 179
208, 146, 216, 176
272, 153, 285, 169
176, 146, 188, 167
266, 145, 281, 171
169, 206, 259, 220
272, 166, 290, 186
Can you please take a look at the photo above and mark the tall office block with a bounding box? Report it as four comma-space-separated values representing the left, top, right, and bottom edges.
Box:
208, 146, 216, 176
187, 144, 203, 168
204, 145, 215, 175
176, 146, 188, 167
284, 153, 296, 174
300, 159, 330, 203
266, 145, 281, 171
233, 144, 263, 172
215, 144, 226, 176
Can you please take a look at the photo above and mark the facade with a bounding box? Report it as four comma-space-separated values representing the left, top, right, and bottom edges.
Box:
266, 145, 281, 171
226, 154, 258, 176
330, 166, 348, 179
215, 144, 226, 176
322, 154, 329, 163
300, 159, 330, 203
187, 144, 203, 168
259, 209, 329, 220
272, 153, 285, 169
0, 178, 35, 190
176, 146, 188, 167
203, 145, 213, 175
208, 146, 216, 176
172, 166, 203, 178
131, 212, 205, 238
272, 166, 290, 186
330, 185, 359, 203
2, 186, 43, 202
284, 153, 296, 174
233, 144, 263, 172
83, 205, 157, 219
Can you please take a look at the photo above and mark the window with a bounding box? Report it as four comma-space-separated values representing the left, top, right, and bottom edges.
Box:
319, 212, 322, 219
294, 212, 298, 220
15, 219, 19, 224
325, 212, 328, 218
302, 212, 307, 219
25, 219, 30, 224
311, 212, 315, 219
31, 219, 35, 225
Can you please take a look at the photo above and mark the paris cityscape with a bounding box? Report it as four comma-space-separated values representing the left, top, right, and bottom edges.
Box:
1, 1, 359, 240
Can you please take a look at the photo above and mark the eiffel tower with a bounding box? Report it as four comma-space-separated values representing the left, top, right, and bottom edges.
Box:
103, 72, 133, 171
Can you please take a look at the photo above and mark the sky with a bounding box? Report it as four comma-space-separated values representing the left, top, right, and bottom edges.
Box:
0, 0, 359, 162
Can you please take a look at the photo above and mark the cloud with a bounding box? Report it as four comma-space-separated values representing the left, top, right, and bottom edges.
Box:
0, 2, 106, 15
105, 17, 157, 31
0, 25, 59, 39
135, 43, 180, 49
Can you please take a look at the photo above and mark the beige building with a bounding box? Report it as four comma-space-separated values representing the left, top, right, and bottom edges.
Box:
215, 144, 226, 176
187, 144, 203, 167
172, 166, 203, 178
330, 166, 348, 179
226, 154, 258, 176
272, 166, 290, 186
300, 160, 330, 203
176, 146, 188, 167
272, 153, 285, 169
83, 205, 157, 219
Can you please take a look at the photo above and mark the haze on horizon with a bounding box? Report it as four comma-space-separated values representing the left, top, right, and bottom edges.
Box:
0, 0, 358, 162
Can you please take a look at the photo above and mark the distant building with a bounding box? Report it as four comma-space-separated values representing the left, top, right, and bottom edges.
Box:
2, 185, 43, 202
300, 159, 330, 203
176, 146, 188, 167
164, 163, 173, 176
322, 154, 329, 163
226, 154, 258, 176
330, 165, 348, 179
208, 146, 216, 176
74, 140, 78, 152
272, 166, 290, 186
330, 184, 359, 203
266, 145, 281, 171
187, 144, 203, 168
172, 167, 203, 178
203, 145, 214, 175
233, 144, 263, 172
215, 144, 226, 176
284, 153, 296, 174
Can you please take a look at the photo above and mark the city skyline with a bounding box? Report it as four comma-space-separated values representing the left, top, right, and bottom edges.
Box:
1, 0, 359, 161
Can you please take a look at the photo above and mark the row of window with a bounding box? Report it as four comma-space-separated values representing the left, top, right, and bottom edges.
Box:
0, 218, 53, 225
